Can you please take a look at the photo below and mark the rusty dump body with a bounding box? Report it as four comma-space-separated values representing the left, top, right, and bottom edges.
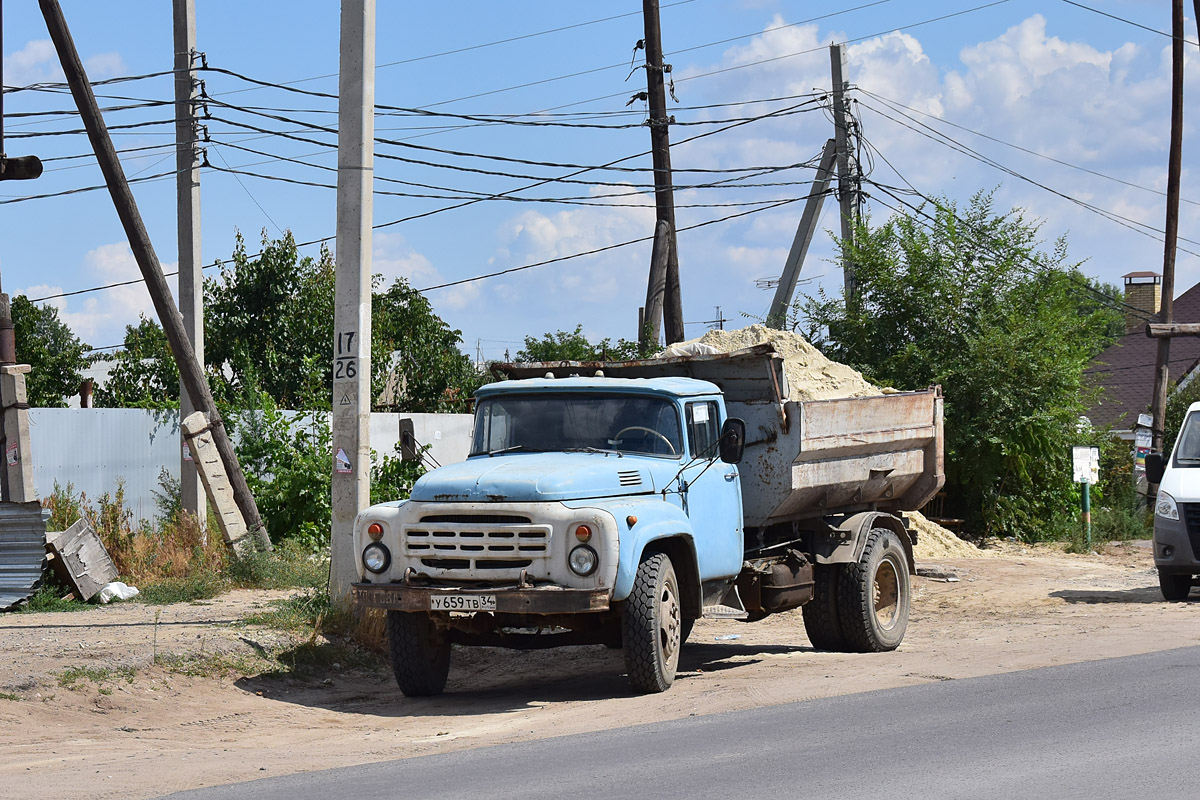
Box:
492, 343, 945, 534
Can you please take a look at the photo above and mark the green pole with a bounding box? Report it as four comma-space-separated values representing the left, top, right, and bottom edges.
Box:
1082, 479, 1092, 548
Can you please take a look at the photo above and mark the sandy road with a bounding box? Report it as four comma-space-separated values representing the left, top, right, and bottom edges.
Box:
0, 541, 1196, 800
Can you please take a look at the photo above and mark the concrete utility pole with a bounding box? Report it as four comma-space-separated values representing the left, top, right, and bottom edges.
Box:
767, 138, 837, 328
830, 44, 860, 307
173, 0, 205, 531
329, 0, 376, 604
1149, 0, 1185, 455
642, 0, 684, 344
38, 0, 270, 552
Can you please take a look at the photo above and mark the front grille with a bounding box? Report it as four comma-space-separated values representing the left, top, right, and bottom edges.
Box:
420, 514, 531, 524
618, 470, 643, 487
1179, 503, 1200, 559
403, 519, 551, 570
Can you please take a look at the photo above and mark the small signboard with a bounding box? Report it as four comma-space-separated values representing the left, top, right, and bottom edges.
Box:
1072, 445, 1100, 484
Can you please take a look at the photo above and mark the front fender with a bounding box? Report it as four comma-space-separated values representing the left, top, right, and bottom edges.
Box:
566, 496, 696, 603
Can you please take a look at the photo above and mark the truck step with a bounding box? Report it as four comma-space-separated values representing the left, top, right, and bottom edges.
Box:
702, 604, 749, 620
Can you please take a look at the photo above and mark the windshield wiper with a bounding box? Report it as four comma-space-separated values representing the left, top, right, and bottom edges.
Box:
564, 446, 620, 456
487, 445, 525, 456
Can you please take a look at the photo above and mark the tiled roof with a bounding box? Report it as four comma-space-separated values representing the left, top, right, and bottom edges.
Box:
1085, 282, 1200, 430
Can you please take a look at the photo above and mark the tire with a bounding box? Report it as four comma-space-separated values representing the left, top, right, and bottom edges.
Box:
1159, 569, 1192, 602
386, 611, 451, 697
802, 563, 849, 651
622, 552, 682, 693
836, 528, 911, 652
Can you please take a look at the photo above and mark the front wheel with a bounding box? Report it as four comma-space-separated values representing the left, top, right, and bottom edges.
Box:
622, 552, 682, 693
837, 528, 911, 652
386, 611, 451, 696
1159, 569, 1193, 601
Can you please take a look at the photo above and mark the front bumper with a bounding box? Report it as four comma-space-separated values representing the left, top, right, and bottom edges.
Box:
352, 582, 610, 614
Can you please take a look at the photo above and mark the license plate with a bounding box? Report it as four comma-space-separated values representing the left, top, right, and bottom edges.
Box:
431, 594, 497, 612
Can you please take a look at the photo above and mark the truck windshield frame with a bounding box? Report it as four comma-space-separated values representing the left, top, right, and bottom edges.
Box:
1174, 410, 1200, 466
470, 393, 684, 459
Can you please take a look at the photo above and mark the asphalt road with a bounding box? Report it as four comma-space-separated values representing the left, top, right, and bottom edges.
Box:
162, 646, 1200, 800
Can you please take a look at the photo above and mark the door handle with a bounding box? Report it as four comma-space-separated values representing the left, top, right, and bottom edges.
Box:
724, 471, 738, 481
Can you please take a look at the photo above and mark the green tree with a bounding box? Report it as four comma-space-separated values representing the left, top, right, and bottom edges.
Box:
800, 191, 1123, 539
516, 325, 654, 362
11, 295, 90, 407
92, 315, 179, 409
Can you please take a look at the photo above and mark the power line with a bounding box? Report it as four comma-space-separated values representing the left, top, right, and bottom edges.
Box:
1058, 0, 1200, 47
858, 88, 1200, 209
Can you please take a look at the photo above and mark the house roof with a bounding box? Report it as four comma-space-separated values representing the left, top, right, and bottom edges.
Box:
1085, 281, 1200, 430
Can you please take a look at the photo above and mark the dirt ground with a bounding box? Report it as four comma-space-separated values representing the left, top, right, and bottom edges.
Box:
1, 540, 1197, 800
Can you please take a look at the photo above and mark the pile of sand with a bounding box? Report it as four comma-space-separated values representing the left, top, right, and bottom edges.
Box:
664, 324, 885, 401
906, 510, 987, 559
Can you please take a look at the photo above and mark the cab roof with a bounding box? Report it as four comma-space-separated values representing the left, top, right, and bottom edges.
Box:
475, 375, 720, 399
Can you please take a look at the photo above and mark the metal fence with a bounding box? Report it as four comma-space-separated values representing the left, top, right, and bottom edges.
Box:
28, 409, 473, 524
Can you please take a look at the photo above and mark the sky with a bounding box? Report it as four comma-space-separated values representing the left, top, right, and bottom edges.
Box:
2, 0, 1199, 364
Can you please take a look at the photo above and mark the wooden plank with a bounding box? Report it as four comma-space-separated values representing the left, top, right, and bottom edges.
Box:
1146, 322, 1200, 338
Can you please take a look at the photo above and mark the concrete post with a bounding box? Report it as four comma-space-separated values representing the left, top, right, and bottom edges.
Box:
173, 0, 206, 532
329, 0, 376, 604
0, 365, 36, 503
830, 44, 858, 306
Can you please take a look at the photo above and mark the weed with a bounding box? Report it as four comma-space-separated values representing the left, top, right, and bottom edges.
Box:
56, 665, 135, 689
137, 573, 228, 605
19, 581, 90, 613
155, 650, 269, 679
0, 692, 20, 701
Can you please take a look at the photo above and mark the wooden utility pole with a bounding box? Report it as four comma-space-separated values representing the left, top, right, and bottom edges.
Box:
38, 0, 270, 551
1149, 0, 1185, 455
830, 44, 860, 307
173, 0, 205, 531
767, 139, 837, 328
642, 0, 684, 344
329, 0, 376, 604
640, 220, 670, 348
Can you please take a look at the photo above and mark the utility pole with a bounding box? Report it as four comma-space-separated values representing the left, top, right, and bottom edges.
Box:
640, 220, 670, 348
830, 44, 860, 307
38, 0, 270, 551
642, 0, 684, 344
1150, 0, 1185, 456
767, 138, 837, 328
173, 0, 205, 531
329, 0, 376, 604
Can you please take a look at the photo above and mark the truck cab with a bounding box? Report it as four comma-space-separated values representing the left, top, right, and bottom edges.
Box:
353, 376, 746, 695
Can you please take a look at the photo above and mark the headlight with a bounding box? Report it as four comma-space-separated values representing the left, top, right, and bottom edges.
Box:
568, 545, 598, 576
362, 542, 391, 573
1155, 491, 1180, 521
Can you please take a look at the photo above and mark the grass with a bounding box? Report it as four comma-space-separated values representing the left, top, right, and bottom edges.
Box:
56, 665, 136, 690
19, 582, 92, 613
0, 692, 20, 701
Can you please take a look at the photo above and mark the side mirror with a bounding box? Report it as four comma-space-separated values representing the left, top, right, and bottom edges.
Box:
719, 418, 746, 464
1145, 452, 1167, 485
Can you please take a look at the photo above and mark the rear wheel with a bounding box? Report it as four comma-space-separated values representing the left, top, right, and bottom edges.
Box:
622, 552, 682, 693
386, 611, 451, 696
836, 528, 911, 652
802, 563, 849, 650
1159, 569, 1193, 601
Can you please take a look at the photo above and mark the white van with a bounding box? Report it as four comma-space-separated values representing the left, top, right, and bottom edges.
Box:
1146, 401, 1200, 601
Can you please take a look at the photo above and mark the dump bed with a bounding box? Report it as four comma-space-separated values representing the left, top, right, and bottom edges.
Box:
492, 344, 944, 529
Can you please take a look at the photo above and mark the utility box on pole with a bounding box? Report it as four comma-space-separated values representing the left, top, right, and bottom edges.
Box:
330, 0, 376, 605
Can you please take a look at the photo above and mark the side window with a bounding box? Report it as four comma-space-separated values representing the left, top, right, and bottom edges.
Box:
686, 401, 720, 459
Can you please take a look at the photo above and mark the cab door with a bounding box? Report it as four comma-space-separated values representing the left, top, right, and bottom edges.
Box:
680, 399, 743, 580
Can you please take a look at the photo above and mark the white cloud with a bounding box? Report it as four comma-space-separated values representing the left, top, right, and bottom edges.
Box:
373, 232, 479, 310
18, 243, 161, 347
3, 39, 126, 86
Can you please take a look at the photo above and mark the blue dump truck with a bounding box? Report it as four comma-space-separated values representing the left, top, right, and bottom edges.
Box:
352, 344, 945, 695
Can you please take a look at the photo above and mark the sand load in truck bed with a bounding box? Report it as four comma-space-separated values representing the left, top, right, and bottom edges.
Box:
661, 324, 888, 401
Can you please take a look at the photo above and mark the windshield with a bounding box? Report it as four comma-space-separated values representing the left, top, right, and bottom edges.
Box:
471, 393, 682, 458
1174, 411, 1200, 465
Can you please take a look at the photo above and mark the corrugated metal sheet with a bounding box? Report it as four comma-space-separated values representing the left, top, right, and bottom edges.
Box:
27, 409, 474, 525
0, 502, 49, 611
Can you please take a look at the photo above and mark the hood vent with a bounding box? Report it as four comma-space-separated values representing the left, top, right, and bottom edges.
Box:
618, 470, 643, 487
